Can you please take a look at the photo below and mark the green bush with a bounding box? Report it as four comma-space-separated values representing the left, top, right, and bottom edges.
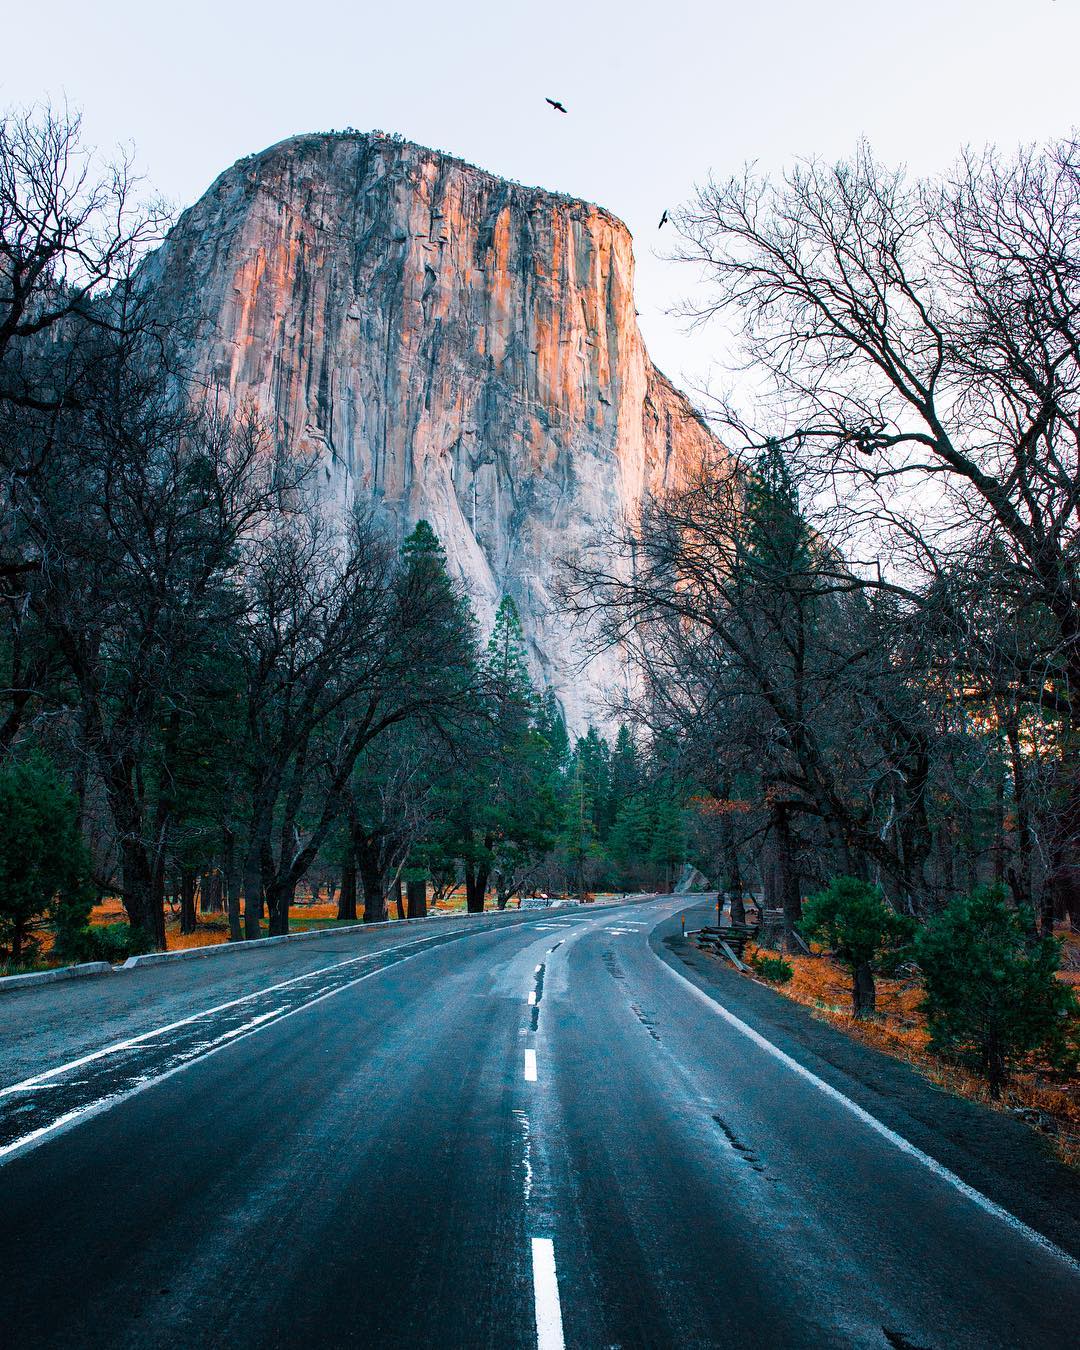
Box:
59, 921, 154, 964
0, 754, 92, 963
915, 887, 1078, 1096
800, 877, 913, 1018
750, 952, 794, 984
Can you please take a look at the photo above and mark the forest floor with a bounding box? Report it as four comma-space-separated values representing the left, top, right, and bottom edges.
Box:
731, 931, 1080, 1169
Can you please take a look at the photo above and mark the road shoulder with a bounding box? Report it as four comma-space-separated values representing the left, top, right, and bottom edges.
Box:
654, 930, 1080, 1261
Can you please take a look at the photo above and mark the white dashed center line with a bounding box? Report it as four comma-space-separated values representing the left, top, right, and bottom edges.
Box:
531, 1237, 565, 1350
524, 1049, 538, 1082
528, 991, 537, 1005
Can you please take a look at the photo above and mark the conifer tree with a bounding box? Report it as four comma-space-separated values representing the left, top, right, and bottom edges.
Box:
608, 725, 641, 826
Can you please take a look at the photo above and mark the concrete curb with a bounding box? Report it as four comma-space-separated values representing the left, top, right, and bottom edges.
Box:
0, 961, 113, 992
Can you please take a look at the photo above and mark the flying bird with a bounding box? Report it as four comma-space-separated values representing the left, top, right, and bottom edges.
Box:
658, 210, 669, 230
545, 98, 568, 114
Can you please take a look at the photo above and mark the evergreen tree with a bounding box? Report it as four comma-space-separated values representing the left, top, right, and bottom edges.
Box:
575, 727, 612, 837
485, 595, 534, 724
801, 877, 913, 1018
743, 438, 812, 579
608, 725, 641, 824
343, 522, 482, 920
916, 888, 1078, 1095
536, 688, 571, 772
608, 794, 654, 887
649, 791, 687, 893
399, 520, 480, 703
0, 755, 92, 964
425, 595, 560, 910
562, 751, 599, 897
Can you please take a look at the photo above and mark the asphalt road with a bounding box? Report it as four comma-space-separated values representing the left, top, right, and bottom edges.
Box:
0, 897, 1077, 1348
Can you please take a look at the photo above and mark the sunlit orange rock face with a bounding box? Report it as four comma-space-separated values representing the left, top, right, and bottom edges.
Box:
147, 132, 721, 724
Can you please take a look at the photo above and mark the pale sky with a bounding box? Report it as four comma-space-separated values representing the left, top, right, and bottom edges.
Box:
7, 0, 1077, 402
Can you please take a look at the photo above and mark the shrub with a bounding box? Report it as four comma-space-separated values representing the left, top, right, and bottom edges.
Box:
915, 887, 1078, 1097
58, 921, 154, 965
800, 877, 913, 1019
749, 951, 794, 984
0, 754, 92, 963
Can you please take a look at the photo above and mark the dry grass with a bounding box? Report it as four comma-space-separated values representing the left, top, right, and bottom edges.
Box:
736, 940, 1080, 1169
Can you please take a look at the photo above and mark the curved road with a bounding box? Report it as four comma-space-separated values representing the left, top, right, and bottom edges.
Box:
0, 896, 1077, 1348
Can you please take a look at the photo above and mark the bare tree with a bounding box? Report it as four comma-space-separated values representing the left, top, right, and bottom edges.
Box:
562, 444, 937, 934
17, 322, 284, 946
0, 103, 168, 413
673, 137, 1080, 921
1, 106, 170, 754
236, 502, 477, 937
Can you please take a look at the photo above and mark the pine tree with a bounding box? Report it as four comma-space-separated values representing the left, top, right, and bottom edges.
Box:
743, 438, 811, 580
916, 888, 1078, 1095
608, 794, 654, 885
485, 595, 534, 726
608, 725, 640, 825
649, 792, 687, 894
574, 727, 612, 837
562, 751, 599, 897
536, 688, 571, 771
419, 594, 560, 911
0, 755, 92, 965
400, 520, 479, 694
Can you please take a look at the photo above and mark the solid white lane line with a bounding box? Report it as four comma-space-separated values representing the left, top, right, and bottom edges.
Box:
659, 957, 1080, 1276
524, 1049, 538, 1082
531, 1237, 565, 1350
528, 991, 537, 1006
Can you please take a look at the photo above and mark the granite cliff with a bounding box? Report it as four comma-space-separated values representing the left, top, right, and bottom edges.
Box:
145, 131, 722, 724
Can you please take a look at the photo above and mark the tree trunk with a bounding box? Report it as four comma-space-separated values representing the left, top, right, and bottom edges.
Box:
464, 863, 488, 913
223, 827, 243, 943
202, 870, 223, 913
725, 832, 746, 926
852, 961, 876, 1019
359, 851, 387, 923
984, 1025, 1006, 1099
266, 880, 293, 937
179, 867, 197, 935
392, 878, 405, 921
338, 859, 358, 921
121, 835, 165, 951
992, 767, 1007, 889
242, 851, 264, 941
770, 800, 802, 950
406, 879, 427, 919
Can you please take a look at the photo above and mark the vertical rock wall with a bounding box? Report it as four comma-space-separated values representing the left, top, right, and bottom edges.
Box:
145, 131, 722, 726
